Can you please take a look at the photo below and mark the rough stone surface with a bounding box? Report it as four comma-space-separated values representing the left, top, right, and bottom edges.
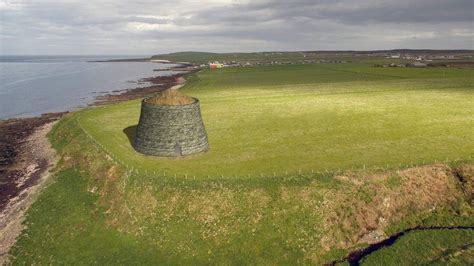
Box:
133, 97, 209, 157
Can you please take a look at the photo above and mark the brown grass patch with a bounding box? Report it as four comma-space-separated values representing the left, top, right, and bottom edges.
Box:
127, 186, 158, 222
187, 188, 236, 225
455, 164, 474, 204
146, 90, 195, 106
320, 164, 466, 250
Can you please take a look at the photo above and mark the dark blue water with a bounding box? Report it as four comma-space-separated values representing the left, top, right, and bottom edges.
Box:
0, 55, 176, 119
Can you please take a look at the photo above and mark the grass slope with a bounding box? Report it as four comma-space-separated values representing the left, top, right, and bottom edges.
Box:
9, 169, 179, 264
79, 64, 474, 178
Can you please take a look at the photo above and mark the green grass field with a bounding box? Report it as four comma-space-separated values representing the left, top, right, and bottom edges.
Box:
9, 62, 474, 264
78, 64, 474, 178
151, 51, 474, 65
361, 229, 474, 265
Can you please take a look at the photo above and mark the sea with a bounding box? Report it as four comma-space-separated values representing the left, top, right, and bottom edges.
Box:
0, 55, 177, 119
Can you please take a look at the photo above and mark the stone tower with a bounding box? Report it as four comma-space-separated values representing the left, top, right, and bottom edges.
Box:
133, 91, 209, 157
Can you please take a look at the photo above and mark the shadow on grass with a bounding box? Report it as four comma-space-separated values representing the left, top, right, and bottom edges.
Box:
123, 125, 137, 147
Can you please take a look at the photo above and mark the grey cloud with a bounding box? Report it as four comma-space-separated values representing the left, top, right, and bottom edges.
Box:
0, 0, 472, 55
321, 0, 474, 24
187, 0, 473, 26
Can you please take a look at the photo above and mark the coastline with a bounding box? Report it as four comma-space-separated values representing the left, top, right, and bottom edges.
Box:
0, 65, 197, 262
92, 73, 187, 105
0, 122, 57, 264
0, 113, 64, 210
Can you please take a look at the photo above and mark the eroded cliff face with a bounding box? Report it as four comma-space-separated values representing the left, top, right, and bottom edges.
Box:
321, 164, 473, 250
94, 161, 473, 263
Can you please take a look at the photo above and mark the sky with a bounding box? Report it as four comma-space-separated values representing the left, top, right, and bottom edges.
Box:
0, 0, 473, 55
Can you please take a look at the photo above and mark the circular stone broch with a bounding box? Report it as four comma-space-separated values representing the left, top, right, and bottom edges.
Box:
133, 91, 209, 157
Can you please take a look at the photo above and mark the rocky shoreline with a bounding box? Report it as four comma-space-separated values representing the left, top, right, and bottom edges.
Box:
0, 112, 64, 211
0, 122, 58, 263
93, 73, 187, 105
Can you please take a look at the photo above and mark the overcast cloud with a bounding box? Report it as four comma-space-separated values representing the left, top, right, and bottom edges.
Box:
0, 0, 473, 55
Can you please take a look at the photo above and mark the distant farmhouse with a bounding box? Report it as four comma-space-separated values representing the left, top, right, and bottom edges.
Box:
410, 62, 428, 67
209, 62, 224, 69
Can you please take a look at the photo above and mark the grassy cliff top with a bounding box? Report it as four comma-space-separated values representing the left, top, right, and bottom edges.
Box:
8, 61, 474, 265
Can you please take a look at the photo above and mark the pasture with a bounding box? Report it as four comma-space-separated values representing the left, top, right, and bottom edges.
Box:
79, 64, 474, 178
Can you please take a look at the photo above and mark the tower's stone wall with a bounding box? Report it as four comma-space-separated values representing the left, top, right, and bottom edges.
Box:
133, 98, 209, 157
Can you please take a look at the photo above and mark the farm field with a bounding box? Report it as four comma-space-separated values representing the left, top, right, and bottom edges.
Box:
9, 62, 474, 264
78, 64, 474, 178
151, 50, 474, 65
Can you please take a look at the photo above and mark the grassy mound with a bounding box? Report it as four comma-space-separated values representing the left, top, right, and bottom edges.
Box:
78, 64, 474, 178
